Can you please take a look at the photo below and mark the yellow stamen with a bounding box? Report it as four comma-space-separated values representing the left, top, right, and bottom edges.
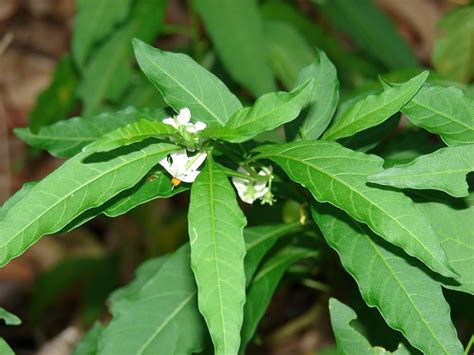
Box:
171, 177, 182, 187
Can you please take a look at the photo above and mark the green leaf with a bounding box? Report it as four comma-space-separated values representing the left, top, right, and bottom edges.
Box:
368, 145, 474, 198
317, 0, 418, 69
188, 155, 247, 354
15, 107, 167, 158
98, 245, 206, 355
241, 246, 316, 353
313, 204, 463, 354
433, 6, 474, 83
256, 141, 455, 278
322, 72, 428, 141
264, 20, 314, 89
83, 119, 176, 153
224, 79, 313, 142
328, 299, 411, 355
413, 191, 474, 295
104, 170, 187, 217
295, 51, 339, 140
243, 222, 301, 284
0, 142, 177, 267
54, 170, 187, 233
133, 39, 242, 127
0, 308, 21, 326
72, 0, 134, 68
29, 55, 79, 132
73, 322, 104, 355
402, 86, 474, 146
96, 223, 298, 354
0, 183, 36, 220
0, 339, 14, 355
79, 0, 167, 115
193, 0, 276, 96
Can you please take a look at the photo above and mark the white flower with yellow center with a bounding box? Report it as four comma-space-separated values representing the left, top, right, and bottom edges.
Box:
159, 149, 207, 186
232, 166, 274, 205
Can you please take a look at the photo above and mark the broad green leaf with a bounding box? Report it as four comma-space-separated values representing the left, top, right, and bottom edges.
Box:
72, 0, 134, 68
322, 72, 428, 141
433, 6, 474, 83
188, 155, 247, 355
97, 223, 299, 355
241, 246, 316, 353
313, 204, 463, 354
0, 142, 177, 267
0, 339, 14, 355
402, 86, 474, 146
0, 308, 21, 326
29, 56, 79, 132
264, 20, 314, 89
55, 170, 187, 233
256, 141, 455, 278
328, 299, 411, 355
74, 322, 104, 355
79, 0, 167, 115
295, 51, 339, 140
317, 0, 418, 69
224, 79, 313, 142
193, 0, 276, 96
83, 119, 176, 153
104, 170, 187, 217
133, 39, 242, 127
0, 183, 36, 220
98, 245, 206, 355
244, 222, 301, 283
414, 191, 474, 295
15, 107, 167, 158
368, 145, 474, 198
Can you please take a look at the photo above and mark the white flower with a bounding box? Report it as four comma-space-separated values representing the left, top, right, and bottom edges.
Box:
159, 149, 207, 185
232, 166, 273, 204
162, 108, 207, 134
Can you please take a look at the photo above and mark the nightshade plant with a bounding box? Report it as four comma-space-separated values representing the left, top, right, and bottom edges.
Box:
2, 1, 474, 354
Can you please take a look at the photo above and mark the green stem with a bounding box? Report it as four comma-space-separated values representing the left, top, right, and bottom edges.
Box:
464, 335, 474, 355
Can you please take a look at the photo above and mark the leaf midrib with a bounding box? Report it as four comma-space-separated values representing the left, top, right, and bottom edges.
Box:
136, 292, 196, 355
356, 220, 450, 353
405, 96, 474, 131
208, 162, 227, 354
325, 85, 414, 139
262, 146, 446, 272
228, 81, 311, 130
140, 49, 225, 125
0, 145, 177, 250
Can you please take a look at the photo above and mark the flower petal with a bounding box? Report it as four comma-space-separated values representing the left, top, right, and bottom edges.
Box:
187, 152, 207, 172
180, 170, 201, 183
194, 121, 207, 131
162, 117, 178, 128
177, 108, 191, 125
159, 156, 175, 176
170, 150, 190, 172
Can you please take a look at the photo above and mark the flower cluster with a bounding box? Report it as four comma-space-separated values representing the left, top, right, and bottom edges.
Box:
159, 108, 208, 186
232, 166, 275, 205
159, 107, 275, 204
